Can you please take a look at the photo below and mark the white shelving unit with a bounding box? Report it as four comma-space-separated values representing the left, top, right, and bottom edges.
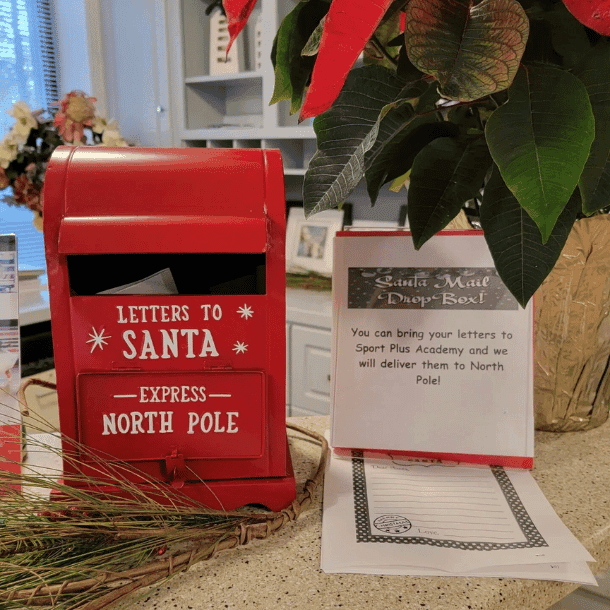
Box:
167, 0, 317, 174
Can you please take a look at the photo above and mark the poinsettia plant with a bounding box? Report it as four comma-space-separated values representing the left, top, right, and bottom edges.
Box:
0, 91, 127, 224
224, 0, 610, 306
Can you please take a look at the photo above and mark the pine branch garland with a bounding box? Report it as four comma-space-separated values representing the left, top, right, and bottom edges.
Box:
0, 380, 327, 609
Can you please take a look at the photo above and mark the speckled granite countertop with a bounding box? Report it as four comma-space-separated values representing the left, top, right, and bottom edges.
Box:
119, 416, 610, 610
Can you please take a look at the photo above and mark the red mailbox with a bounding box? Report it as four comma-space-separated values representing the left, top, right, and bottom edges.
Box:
43, 146, 296, 510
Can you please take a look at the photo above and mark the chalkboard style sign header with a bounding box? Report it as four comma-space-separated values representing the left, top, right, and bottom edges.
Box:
348, 267, 518, 310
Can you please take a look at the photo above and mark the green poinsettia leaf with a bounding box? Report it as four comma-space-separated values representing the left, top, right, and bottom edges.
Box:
270, 0, 329, 114
363, 82, 445, 202
485, 64, 594, 242
447, 106, 484, 134
301, 15, 325, 56
521, 17, 560, 65
365, 116, 460, 204
363, 8, 401, 70
481, 166, 580, 307
414, 82, 442, 113
396, 45, 424, 81
407, 137, 492, 249
405, 0, 529, 101
543, 2, 591, 67
574, 40, 610, 215
304, 66, 426, 216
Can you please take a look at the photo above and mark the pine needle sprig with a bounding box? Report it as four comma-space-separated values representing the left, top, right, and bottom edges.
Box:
0, 379, 328, 610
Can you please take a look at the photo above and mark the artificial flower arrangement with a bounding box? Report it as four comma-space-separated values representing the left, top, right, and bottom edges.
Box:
0, 90, 127, 225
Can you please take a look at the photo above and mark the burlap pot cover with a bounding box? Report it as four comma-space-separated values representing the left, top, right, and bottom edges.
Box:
535, 215, 610, 431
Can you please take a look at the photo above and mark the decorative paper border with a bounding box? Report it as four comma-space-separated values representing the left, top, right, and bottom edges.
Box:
352, 451, 548, 550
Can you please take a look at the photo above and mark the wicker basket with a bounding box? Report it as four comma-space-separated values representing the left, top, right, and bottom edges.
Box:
534, 215, 610, 431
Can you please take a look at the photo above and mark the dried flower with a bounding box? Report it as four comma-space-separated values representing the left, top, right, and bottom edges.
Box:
9, 101, 39, 143
32, 212, 43, 231
0, 133, 18, 168
102, 120, 127, 147
92, 116, 108, 133
12, 174, 42, 213
0, 168, 9, 189
54, 90, 97, 143
1, 93, 128, 221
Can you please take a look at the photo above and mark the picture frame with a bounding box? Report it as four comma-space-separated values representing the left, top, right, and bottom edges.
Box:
346, 219, 400, 231
286, 207, 344, 276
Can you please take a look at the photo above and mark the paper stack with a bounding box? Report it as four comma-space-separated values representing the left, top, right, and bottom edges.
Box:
323, 231, 595, 583
321, 449, 596, 584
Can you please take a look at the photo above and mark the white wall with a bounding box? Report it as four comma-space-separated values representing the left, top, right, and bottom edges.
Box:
96, 0, 172, 146
50, 0, 171, 146
51, 0, 93, 97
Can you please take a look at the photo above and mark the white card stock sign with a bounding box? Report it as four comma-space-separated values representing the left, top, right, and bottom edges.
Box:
331, 231, 534, 467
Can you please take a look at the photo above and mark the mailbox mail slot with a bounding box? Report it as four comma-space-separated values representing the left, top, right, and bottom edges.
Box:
43, 147, 296, 510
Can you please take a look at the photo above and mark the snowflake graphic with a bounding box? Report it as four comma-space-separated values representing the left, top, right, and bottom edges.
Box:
87, 327, 111, 353
232, 341, 248, 354
237, 304, 254, 320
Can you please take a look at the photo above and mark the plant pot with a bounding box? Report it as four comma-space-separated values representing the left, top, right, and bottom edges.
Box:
534, 215, 610, 431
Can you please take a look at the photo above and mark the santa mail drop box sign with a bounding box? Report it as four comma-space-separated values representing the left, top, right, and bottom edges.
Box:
43, 146, 296, 510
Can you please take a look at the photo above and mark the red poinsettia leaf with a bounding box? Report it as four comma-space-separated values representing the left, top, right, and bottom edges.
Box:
223, 0, 258, 53
299, 0, 394, 121
562, 0, 610, 35
405, 0, 528, 101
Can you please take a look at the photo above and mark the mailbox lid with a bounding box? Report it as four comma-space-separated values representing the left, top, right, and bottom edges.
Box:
50, 147, 277, 254
61, 147, 269, 218
77, 371, 265, 461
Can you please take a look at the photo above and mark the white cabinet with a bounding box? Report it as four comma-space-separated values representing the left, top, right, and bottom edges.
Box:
286, 288, 333, 417
94, 0, 173, 147
167, 0, 316, 173
290, 325, 331, 416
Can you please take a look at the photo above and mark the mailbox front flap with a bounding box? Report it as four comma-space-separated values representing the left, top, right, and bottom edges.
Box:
77, 371, 266, 462
58, 215, 267, 254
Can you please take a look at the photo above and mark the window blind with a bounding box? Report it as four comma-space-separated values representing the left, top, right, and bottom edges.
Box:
35, 0, 59, 107
0, 0, 57, 270
0, 0, 59, 134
